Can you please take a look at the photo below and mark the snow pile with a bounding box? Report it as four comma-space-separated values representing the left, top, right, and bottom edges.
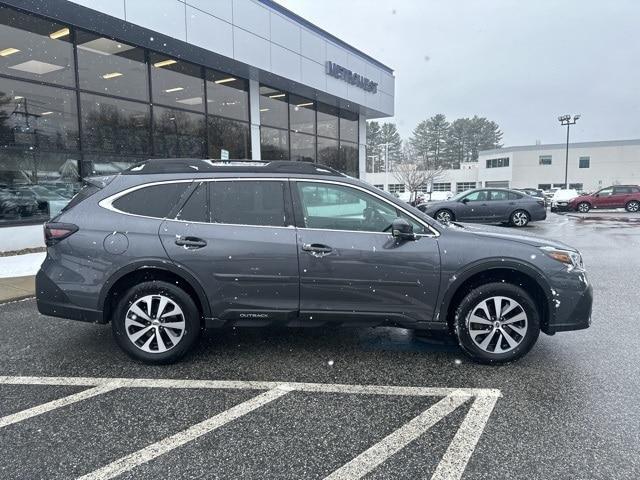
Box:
0, 252, 46, 278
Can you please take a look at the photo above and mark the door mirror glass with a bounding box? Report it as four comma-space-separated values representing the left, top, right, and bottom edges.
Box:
391, 217, 416, 240
461, 197, 469, 203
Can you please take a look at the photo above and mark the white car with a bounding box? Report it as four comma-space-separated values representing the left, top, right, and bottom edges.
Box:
550, 188, 579, 212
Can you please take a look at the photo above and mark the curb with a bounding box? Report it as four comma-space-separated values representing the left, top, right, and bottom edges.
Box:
0, 295, 35, 305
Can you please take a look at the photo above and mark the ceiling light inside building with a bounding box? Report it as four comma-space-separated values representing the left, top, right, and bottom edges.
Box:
215, 77, 236, 84
0, 47, 20, 56
14, 96, 23, 100
268, 93, 285, 99
40, 111, 53, 116
296, 102, 314, 107
9, 60, 65, 75
175, 96, 202, 105
165, 87, 184, 93
102, 72, 123, 79
78, 37, 134, 55
50, 27, 70, 39
260, 108, 269, 112
153, 59, 177, 68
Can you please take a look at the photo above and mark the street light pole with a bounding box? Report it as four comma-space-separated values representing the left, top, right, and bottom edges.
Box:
558, 114, 580, 188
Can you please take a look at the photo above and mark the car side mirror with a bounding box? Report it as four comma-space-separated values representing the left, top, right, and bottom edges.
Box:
594, 193, 599, 197
391, 218, 416, 241
461, 198, 469, 204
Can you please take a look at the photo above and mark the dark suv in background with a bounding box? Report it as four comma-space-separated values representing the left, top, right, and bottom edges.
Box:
37, 159, 592, 364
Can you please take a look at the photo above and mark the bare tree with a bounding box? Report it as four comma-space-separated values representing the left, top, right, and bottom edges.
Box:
393, 144, 446, 203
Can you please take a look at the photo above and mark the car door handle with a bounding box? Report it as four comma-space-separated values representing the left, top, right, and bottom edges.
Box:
302, 243, 333, 256
175, 236, 207, 249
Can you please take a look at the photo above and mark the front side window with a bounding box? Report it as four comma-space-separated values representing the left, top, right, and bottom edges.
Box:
597, 187, 613, 196
112, 182, 190, 218
210, 181, 287, 227
463, 190, 489, 202
296, 182, 422, 233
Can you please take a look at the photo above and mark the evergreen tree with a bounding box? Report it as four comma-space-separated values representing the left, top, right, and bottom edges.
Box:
379, 122, 402, 171
365, 121, 382, 172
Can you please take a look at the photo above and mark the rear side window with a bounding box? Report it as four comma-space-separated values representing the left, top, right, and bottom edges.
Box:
176, 182, 208, 222
508, 191, 522, 200
210, 181, 287, 227
113, 182, 190, 218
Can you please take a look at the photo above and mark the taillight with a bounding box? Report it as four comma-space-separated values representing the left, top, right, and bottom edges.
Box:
44, 222, 78, 246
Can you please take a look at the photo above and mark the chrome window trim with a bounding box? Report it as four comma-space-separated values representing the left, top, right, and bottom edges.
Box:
98, 176, 440, 236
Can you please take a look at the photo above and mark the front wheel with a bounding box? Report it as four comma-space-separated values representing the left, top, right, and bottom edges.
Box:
577, 202, 591, 213
454, 282, 540, 364
510, 210, 530, 227
625, 200, 639, 213
435, 209, 454, 223
112, 281, 201, 364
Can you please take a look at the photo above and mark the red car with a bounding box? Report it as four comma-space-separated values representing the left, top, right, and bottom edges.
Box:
568, 185, 640, 212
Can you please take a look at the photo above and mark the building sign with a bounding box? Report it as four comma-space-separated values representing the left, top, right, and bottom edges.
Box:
326, 61, 378, 94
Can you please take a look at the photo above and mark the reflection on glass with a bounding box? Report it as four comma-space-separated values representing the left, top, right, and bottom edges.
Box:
153, 106, 205, 158
291, 132, 315, 162
260, 127, 289, 160
77, 32, 148, 101
289, 95, 315, 134
150, 54, 204, 112
340, 110, 358, 143
317, 103, 339, 139
317, 136, 338, 166
208, 116, 251, 159
0, 78, 78, 151
80, 92, 150, 155
0, 6, 74, 86
82, 153, 145, 176
340, 141, 359, 177
206, 70, 249, 121
259, 85, 288, 129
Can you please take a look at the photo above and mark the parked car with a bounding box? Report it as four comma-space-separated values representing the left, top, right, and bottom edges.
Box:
567, 185, 640, 213
36, 159, 592, 365
418, 188, 546, 227
550, 189, 579, 212
516, 188, 545, 200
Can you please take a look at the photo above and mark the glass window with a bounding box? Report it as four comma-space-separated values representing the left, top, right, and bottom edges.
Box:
463, 190, 489, 201
177, 182, 208, 222
317, 103, 338, 139
208, 116, 251, 159
597, 187, 613, 196
112, 182, 190, 218
579, 156, 590, 168
456, 182, 477, 192
76, 32, 148, 101
388, 184, 405, 194
297, 182, 401, 233
0, 149, 81, 223
289, 95, 315, 134
81, 153, 145, 176
153, 106, 205, 158
0, 7, 74, 86
508, 191, 523, 200
0, 78, 78, 151
613, 186, 632, 194
260, 127, 289, 160
339, 110, 358, 143
205, 70, 248, 121
433, 183, 452, 191
339, 141, 359, 177
569, 183, 583, 191
211, 181, 286, 227
150, 54, 204, 112
290, 132, 315, 162
538, 183, 551, 190
489, 190, 508, 201
80, 93, 150, 155
539, 155, 552, 165
317, 136, 338, 166
486, 157, 509, 168
259, 85, 288, 128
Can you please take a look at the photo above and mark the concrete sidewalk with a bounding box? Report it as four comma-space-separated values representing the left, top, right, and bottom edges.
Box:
0, 276, 35, 303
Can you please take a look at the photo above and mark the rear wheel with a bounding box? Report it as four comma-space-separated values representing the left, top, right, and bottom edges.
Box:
454, 282, 540, 364
112, 281, 201, 364
625, 200, 639, 213
577, 202, 591, 213
435, 209, 455, 223
510, 210, 530, 227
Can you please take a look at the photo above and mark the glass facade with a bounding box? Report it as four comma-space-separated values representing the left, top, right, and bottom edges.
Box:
0, 6, 361, 226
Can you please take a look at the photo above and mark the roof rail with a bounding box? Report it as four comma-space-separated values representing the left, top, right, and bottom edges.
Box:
122, 158, 346, 177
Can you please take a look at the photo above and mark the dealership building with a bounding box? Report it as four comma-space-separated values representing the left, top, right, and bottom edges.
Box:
364, 138, 640, 196
0, 0, 394, 249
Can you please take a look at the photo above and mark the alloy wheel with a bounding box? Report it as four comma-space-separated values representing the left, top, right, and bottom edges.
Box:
512, 211, 529, 227
578, 203, 590, 213
627, 201, 639, 212
125, 294, 186, 353
436, 210, 452, 223
466, 296, 528, 354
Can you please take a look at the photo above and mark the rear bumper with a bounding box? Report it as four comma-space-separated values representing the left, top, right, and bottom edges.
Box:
36, 269, 105, 324
544, 283, 592, 334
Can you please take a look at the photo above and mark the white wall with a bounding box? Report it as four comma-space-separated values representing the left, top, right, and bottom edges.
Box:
0, 225, 44, 252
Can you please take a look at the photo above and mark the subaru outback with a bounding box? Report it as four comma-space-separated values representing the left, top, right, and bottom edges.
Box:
36, 159, 592, 364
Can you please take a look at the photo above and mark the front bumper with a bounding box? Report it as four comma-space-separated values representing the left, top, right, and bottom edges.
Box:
36, 269, 104, 323
551, 202, 574, 212
544, 282, 592, 334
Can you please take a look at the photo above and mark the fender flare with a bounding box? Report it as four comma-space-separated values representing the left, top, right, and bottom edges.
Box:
98, 258, 211, 318
435, 257, 554, 327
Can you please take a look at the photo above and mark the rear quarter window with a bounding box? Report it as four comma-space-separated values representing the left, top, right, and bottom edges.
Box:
112, 182, 190, 218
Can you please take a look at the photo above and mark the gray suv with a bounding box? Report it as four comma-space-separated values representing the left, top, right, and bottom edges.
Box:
36, 159, 592, 364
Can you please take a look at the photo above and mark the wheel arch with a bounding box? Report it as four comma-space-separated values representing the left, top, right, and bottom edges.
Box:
99, 259, 211, 324
437, 260, 554, 334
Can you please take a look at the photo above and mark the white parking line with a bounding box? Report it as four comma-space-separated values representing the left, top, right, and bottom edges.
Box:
77, 386, 292, 480
324, 391, 472, 480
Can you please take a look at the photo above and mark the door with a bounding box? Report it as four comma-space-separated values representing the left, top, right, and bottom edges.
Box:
592, 187, 615, 208
159, 179, 299, 323
611, 186, 633, 208
486, 189, 513, 221
292, 180, 441, 326
456, 190, 491, 221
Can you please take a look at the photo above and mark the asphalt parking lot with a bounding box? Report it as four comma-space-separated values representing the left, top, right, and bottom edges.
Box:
1, 212, 639, 479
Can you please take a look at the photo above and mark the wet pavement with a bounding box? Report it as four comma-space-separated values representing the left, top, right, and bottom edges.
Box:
1, 213, 639, 479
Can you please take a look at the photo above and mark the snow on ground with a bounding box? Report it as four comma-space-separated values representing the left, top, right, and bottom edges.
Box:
0, 252, 46, 278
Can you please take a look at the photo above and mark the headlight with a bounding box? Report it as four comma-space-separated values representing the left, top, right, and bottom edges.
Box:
540, 246, 584, 270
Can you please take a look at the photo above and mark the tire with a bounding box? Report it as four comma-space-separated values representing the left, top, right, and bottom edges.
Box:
112, 281, 201, 364
577, 202, 590, 213
625, 200, 640, 213
454, 282, 540, 364
435, 209, 455, 223
510, 209, 530, 227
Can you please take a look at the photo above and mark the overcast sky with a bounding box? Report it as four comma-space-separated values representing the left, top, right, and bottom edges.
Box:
277, 0, 640, 146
